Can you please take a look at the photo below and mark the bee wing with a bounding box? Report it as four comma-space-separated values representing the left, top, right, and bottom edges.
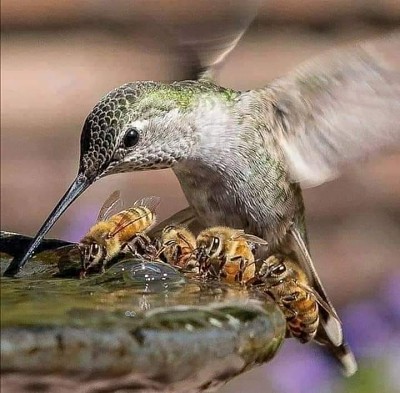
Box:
108, 211, 153, 238
296, 281, 340, 322
97, 190, 123, 222
288, 224, 343, 346
107, 197, 160, 238
133, 196, 161, 213
230, 230, 269, 245
241, 234, 269, 246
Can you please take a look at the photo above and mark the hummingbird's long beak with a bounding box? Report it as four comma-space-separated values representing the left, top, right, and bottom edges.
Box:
3, 173, 91, 276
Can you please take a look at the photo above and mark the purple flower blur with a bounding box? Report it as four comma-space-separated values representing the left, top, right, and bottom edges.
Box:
267, 341, 337, 393
61, 203, 99, 242
341, 300, 394, 358
380, 270, 400, 328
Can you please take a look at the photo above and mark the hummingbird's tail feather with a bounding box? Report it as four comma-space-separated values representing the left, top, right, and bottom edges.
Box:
317, 337, 358, 377
288, 225, 343, 346
288, 225, 358, 376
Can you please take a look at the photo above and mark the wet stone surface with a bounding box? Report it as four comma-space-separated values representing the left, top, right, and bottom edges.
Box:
0, 231, 286, 393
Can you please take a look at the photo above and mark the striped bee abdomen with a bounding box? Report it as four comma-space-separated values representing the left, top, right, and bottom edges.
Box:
287, 293, 319, 343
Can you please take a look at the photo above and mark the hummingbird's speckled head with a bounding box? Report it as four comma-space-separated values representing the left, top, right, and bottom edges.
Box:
5, 80, 237, 276
79, 81, 202, 181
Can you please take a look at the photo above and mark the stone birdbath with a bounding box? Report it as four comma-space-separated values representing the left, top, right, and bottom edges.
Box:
1, 231, 286, 393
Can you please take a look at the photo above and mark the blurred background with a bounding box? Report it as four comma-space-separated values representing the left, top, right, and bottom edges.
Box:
1, 1, 400, 392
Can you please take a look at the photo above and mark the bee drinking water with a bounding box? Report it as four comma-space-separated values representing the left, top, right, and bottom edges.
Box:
256, 254, 357, 376
195, 226, 268, 285
79, 191, 160, 276
158, 225, 197, 270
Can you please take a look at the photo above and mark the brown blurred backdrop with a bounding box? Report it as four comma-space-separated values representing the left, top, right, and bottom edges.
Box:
1, 1, 400, 392
1, 0, 400, 338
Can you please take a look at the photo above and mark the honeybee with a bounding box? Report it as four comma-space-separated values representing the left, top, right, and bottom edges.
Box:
195, 226, 268, 285
256, 254, 357, 376
79, 191, 160, 276
159, 225, 197, 270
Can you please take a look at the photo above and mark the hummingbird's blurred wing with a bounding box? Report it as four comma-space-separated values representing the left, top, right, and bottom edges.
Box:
269, 31, 400, 187
161, 0, 260, 81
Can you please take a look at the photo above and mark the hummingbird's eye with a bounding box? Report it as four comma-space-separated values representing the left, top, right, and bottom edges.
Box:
123, 128, 140, 148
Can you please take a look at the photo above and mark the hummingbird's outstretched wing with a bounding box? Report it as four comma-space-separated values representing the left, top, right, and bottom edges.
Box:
268, 31, 400, 187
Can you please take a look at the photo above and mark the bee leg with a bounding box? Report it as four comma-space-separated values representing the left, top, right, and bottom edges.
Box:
217, 256, 228, 279
127, 233, 155, 258
181, 253, 195, 271
153, 245, 168, 260
171, 245, 181, 266
282, 306, 298, 319
200, 259, 212, 278
279, 296, 299, 320
138, 233, 160, 259
147, 240, 174, 262
152, 237, 162, 251
126, 241, 141, 257
230, 255, 246, 284
282, 292, 300, 303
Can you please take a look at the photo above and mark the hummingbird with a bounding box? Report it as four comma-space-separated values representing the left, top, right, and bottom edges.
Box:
4, 21, 399, 375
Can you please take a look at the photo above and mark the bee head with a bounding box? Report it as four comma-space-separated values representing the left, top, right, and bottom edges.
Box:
161, 225, 178, 238
79, 242, 106, 271
198, 235, 222, 259
258, 255, 289, 282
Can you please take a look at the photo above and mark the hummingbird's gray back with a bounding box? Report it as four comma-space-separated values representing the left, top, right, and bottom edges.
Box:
173, 89, 308, 248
